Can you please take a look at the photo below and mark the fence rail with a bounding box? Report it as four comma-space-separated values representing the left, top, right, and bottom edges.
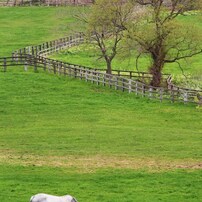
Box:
1, 32, 201, 105
13, 33, 84, 57
0, 0, 93, 7
12, 32, 170, 84
1, 53, 202, 104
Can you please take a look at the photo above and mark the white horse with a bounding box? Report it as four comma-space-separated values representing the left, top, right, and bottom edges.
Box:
30, 193, 77, 202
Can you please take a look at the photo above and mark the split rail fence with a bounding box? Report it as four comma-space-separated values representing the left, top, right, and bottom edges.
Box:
0, 0, 93, 7
1, 32, 202, 105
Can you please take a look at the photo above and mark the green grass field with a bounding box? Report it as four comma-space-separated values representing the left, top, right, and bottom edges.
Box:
0, 6, 83, 56
0, 7, 202, 202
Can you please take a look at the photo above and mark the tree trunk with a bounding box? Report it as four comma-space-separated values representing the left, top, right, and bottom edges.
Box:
106, 60, 112, 74
150, 66, 162, 87
104, 55, 112, 74
149, 59, 164, 87
148, 47, 166, 87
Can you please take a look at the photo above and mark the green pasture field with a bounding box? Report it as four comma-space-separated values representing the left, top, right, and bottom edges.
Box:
0, 67, 202, 202
0, 6, 83, 56
0, 7, 202, 202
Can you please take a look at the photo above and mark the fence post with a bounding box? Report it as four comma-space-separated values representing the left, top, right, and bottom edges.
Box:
170, 89, 175, 103
129, 71, 132, 79
91, 71, 94, 84
24, 61, 28, 72
23, 47, 26, 55
19, 49, 22, 63
183, 91, 188, 104
53, 62, 56, 74
3, 58, 6, 72
47, 60, 51, 72
32, 46, 34, 56
142, 84, 145, 97
68, 65, 72, 77
109, 75, 112, 88
58, 62, 61, 75
35, 46, 38, 56
28, 46, 31, 55
115, 77, 118, 90
79, 67, 82, 80
46, 42, 49, 50
74, 67, 77, 78
128, 79, 132, 93
28, 55, 32, 66
103, 74, 106, 86
96, 72, 100, 85
135, 82, 138, 95
149, 87, 153, 98
63, 64, 67, 76
34, 57, 37, 72
159, 88, 163, 102
85, 70, 88, 81
43, 58, 47, 71
39, 45, 42, 53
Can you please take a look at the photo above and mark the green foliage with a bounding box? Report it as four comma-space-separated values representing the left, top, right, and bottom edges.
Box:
125, 1, 202, 86
81, 0, 133, 73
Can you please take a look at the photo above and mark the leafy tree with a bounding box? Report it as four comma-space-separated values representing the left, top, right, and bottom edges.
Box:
126, 0, 202, 87
83, 0, 133, 74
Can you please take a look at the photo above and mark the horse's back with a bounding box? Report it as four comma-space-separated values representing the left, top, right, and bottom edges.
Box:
30, 194, 63, 202
30, 194, 77, 202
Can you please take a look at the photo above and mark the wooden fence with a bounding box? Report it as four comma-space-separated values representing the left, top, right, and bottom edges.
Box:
0, 0, 93, 6
13, 32, 84, 57
1, 32, 201, 105
12, 33, 170, 84
1, 54, 202, 104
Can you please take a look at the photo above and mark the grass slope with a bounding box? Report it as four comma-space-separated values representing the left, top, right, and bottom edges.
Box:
0, 7, 202, 202
0, 7, 81, 56
0, 68, 202, 160
1, 165, 202, 202
0, 67, 202, 202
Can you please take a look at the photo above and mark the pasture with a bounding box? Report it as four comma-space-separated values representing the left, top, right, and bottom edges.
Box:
0, 7, 202, 202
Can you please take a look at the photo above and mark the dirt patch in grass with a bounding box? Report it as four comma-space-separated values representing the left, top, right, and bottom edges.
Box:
0, 150, 201, 172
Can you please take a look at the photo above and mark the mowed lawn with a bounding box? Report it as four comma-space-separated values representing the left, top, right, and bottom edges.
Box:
0, 7, 202, 202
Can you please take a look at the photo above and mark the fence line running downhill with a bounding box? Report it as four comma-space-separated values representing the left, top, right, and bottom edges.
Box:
0, 32, 202, 105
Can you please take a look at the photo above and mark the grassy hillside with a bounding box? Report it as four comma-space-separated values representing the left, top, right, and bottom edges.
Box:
0, 67, 202, 202
1, 165, 202, 202
1, 68, 202, 159
0, 7, 202, 202
0, 6, 83, 56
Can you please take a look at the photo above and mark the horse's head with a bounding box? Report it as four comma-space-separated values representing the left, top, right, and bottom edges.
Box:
71, 198, 77, 202
65, 195, 77, 202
